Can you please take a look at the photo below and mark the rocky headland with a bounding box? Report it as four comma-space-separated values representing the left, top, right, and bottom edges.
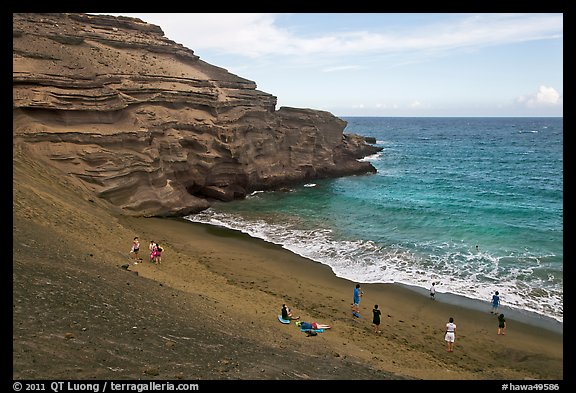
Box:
13, 13, 381, 217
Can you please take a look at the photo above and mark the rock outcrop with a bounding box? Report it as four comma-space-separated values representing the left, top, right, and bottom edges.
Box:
13, 13, 382, 217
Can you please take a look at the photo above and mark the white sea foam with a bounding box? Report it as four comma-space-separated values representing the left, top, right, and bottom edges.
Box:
186, 209, 563, 323
358, 152, 383, 162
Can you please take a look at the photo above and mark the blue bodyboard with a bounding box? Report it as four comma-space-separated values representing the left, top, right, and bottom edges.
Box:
278, 315, 291, 324
352, 312, 363, 318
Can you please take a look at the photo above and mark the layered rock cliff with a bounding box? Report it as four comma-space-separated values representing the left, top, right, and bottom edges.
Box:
13, 13, 382, 217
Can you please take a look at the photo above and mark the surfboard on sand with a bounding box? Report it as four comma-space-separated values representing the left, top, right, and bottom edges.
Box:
278, 315, 291, 324
352, 311, 362, 318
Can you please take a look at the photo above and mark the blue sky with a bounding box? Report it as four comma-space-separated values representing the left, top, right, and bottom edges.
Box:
104, 13, 563, 117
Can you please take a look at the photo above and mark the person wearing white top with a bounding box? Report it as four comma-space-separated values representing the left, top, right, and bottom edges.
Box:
445, 317, 457, 352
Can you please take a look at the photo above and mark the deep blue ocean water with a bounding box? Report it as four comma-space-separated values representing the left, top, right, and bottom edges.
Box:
187, 117, 563, 323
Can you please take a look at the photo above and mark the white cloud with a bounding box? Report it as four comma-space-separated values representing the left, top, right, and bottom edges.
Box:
516, 85, 562, 108
105, 13, 562, 59
535, 86, 561, 105
95, 13, 562, 117
321, 65, 364, 72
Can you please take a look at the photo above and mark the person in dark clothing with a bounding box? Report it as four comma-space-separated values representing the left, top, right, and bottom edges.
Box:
372, 304, 382, 334
498, 313, 507, 335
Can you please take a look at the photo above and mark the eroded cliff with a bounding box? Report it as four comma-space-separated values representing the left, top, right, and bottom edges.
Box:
13, 13, 381, 217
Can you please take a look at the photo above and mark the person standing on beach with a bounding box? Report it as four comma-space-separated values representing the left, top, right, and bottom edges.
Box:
149, 240, 156, 262
372, 304, 381, 334
130, 237, 141, 262
491, 291, 500, 314
444, 317, 456, 352
497, 313, 507, 335
152, 243, 163, 265
352, 284, 363, 314
429, 282, 436, 300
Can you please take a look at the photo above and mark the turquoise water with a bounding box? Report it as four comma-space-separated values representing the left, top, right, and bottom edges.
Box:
187, 117, 563, 323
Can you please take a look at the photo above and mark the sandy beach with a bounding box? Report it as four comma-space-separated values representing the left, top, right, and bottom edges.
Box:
12, 148, 563, 381
121, 216, 564, 380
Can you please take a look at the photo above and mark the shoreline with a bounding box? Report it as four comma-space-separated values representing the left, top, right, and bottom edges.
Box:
395, 282, 563, 334
186, 218, 564, 335
120, 215, 563, 379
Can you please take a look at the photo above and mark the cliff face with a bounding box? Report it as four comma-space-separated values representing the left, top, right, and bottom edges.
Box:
13, 13, 381, 217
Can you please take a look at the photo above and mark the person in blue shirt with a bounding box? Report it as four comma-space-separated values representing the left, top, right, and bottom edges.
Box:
352, 284, 363, 314
491, 291, 500, 314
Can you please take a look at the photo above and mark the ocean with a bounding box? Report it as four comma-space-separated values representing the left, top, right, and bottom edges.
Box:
186, 117, 563, 324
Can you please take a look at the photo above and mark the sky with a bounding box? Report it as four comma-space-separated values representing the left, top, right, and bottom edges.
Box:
103, 13, 563, 117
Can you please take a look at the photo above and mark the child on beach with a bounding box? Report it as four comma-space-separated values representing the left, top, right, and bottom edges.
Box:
429, 282, 436, 300
149, 240, 156, 262
372, 304, 381, 334
491, 291, 500, 314
153, 243, 162, 264
498, 313, 506, 335
148, 240, 162, 264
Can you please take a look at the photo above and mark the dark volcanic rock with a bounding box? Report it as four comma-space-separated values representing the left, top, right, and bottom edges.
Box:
13, 13, 382, 217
